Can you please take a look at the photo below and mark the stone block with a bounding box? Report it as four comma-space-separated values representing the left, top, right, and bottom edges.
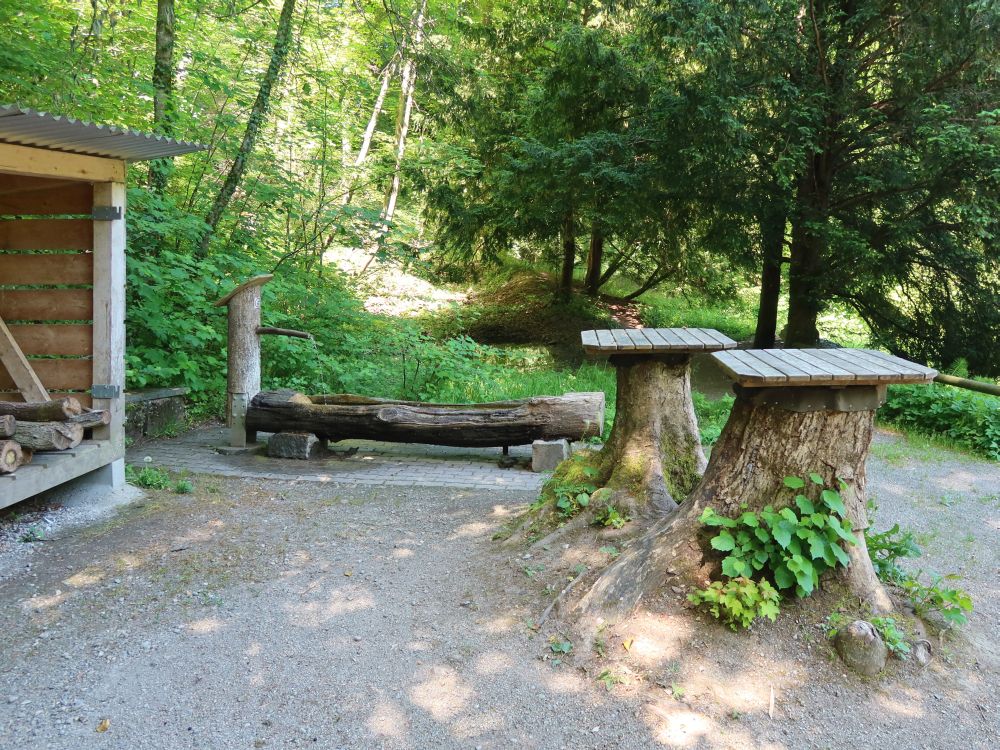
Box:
532, 439, 570, 473
268, 432, 325, 460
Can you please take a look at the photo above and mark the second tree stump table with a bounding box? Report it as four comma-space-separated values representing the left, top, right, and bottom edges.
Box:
581, 327, 737, 516
574, 346, 939, 626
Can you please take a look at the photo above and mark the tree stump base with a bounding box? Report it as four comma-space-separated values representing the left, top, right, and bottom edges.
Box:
591, 354, 706, 518
574, 384, 893, 631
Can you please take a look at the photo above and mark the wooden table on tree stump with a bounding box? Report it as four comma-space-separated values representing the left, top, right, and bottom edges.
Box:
580, 327, 737, 515
573, 346, 939, 626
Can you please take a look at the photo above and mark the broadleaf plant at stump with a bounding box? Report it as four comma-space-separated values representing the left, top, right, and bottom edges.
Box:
574, 385, 895, 632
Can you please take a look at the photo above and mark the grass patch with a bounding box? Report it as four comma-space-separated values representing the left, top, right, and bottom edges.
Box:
638, 292, 756, 342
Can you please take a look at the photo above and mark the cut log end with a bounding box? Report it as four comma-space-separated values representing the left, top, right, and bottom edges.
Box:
0, 397, 83, 421
0, 413, 14, 438
0, 439, 25, 474
13, 421, 84, 451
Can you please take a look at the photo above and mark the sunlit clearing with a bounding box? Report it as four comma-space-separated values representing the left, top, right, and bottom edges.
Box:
472, 650, 512, 676
22, 590, 69, 610
409, 665, 474, 721
367, 697, 410, 741
646, 704, 715, 747
64, 568, 105, 588
449, 521, 492, 540
284, 588, 374, 627
187, 617, 225, 635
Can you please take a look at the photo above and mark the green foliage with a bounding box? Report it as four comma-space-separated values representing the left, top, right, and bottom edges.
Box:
19, 526, 46, 543
173, 479, 194, 495
899, 573, 974, 628
640, 293, 756, 343
596, 669, 624, 692
593, 504, 628, 529
879, 383, 1000, 461
549, 637, 572, 654
865, 503, 974, 627
687, 577, 781, 631
699, 476, 855, 599
125, 464, 170, 490
869, 617, 911, 659
691, 475, 856, 629
532, 453, 600, 519
693, 393, 734, 446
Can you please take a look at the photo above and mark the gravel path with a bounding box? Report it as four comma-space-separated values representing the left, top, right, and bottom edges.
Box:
0, 429, 996, 749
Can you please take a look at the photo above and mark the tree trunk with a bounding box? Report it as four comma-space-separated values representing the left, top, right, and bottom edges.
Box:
341, 57, 397, 206
753, 208, 785, 348
247, 390, 605, 448
198, 0, 297, 256
380, 0, 426, 230
574, 387, 891, 631
148, 0, 176, 196
0, 414, 13, 438
14, 421, 83, 451
559, 210, 576, 299
592, 355, 705, 518
584, 224, 604, 296
786, 159, 830, 347
0, 398, 82, 421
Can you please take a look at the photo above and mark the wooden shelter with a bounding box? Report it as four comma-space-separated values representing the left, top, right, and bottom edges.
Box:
0, 105, 203, 508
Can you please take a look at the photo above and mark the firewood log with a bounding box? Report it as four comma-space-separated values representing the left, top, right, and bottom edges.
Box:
0, 440, 25, 474
0, 397, 83, 421
13, 421, 83, 451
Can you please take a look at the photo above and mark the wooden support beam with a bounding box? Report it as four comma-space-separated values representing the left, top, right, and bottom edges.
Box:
91, 182, 125, 451
0, 314, 49, 401
0, 143, 124, 182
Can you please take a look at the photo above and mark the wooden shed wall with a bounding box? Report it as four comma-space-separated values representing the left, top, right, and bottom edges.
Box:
0, 174, 95, 406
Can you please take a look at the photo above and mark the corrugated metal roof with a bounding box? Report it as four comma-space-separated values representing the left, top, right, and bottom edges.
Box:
0, 105, 205, 161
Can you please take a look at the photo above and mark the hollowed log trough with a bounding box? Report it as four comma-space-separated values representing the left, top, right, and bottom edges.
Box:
247, 390, 605, 448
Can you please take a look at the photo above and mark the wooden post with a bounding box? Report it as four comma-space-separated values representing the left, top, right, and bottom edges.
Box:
213, 275, 273, 447
91, 180, 127, 487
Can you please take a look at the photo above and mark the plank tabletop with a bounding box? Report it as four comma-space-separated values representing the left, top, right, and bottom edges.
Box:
712, 348, 937, 388
581, 327, 737, 354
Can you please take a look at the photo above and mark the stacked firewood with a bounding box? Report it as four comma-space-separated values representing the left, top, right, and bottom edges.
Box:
0, 397, 110, 474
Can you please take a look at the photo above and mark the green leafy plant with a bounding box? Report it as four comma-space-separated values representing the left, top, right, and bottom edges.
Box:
532, 453, 600, 518
688, 577, 781, 630
173, 478, 194, 494
864, 512, 921, 583
596, 669, 624, 691
870, 617, 911, 658
549, 636, 573, 654
900, 572, 974, 627
19, 526, 46, 543
126, 464, 170, 490
699, 475, 855, 598
594, 504, 628, 529
599, 545, 620, 558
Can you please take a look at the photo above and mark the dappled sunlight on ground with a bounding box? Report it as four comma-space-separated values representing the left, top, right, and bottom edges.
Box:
367, 696, 411, 742
408, 665, 476, 721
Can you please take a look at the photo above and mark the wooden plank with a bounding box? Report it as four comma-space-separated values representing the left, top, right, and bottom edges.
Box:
0, 218, 93, 250
687, 328, 724, 349
766, 349, 827, 378
782, 349, 855, 382
806, 349, 886, 384
712, 350, 759, 383
0, 390, 91, 408
843, 348, 921, 379
859, 349, 938, 380
7, 324, 92, 356
610, 329, 635, 350
641, 328, 670, 349
0, 177, 92, 216
672, 328, 704, 349
0, 314, 48, 400
656, 328, 690, 349
696, 328, 737, 348
815, 348, 895, 382
0, 142, 124, 182
0, 440, 114, 510
743, 349, 811, 383
595, 329, 617, 350
0, 252, 92, 284
580, 330, 601, 352
728, 349, 786, 383
91, 182, 125, 444
623, 329, 653, 350
0, 289, 93, 321
0, 357, 91, 391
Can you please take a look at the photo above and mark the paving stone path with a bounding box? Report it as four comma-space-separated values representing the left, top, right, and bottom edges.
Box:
127, 425, 546, 492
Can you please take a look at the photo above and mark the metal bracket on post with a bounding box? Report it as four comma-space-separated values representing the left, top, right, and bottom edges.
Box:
229, 392, 250, 449
91, 383, 122, 399
92, 206, 123, 221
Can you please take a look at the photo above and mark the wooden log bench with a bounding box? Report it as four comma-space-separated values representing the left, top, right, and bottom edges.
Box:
575, 346, 939, 624
247, 389, 605, 455
580, 327, 737, 515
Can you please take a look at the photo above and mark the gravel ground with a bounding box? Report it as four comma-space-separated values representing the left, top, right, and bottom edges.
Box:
0, 429, 996, 749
